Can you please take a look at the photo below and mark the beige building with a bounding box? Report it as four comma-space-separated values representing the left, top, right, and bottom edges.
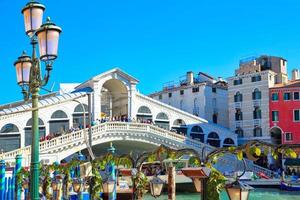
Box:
227, 55, 287, 144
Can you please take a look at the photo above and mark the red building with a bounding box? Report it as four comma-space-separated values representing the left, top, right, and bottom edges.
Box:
269, 79, 300, 145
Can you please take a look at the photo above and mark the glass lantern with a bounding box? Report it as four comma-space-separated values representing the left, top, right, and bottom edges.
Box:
21, 1, 45, 36
226, 181, 254, 200
14, 51, 32, 86
36, 17, 62, 61
149, 177, 165, 198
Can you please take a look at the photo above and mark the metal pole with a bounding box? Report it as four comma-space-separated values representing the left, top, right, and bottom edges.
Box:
30, 86, 40, 200
201, 178, 208, 200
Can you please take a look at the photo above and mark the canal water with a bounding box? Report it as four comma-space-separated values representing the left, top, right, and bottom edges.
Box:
144, 188, 300, 200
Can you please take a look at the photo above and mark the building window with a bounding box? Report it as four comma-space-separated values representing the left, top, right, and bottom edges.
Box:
213, 114, 218, 124
294, 110, 300, 121
251, 75, 261, 82
284, 92, 291, 101
180, 90, 184, 95
192, 87, 199, 93
285, 132, 293, 141
272, 111, 279, 122
235, 110, 243, 121
159, 94, 162, 100
234, 92, 243, 102
252, 88, 261, 100
233, 79, 243, 85
235, 128, 244, 138
253, 108, 262, 119
294, 92, 299, 100
212, 87, 217, 93
271, 93, 279, 101
253, 127, 262, 137
168, 92, 172, 98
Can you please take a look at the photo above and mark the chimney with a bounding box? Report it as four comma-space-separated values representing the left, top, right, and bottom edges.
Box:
292, 69, 299, 80
186, 71, 194, 85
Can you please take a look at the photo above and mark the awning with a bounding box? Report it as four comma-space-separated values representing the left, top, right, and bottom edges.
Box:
284, 158, 300, 166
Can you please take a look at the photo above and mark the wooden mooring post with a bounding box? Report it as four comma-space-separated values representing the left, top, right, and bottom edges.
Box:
168, 165, 176, 200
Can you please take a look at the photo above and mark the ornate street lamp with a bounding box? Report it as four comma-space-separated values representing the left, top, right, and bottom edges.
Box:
149, 176, 165, 199
225, 159, 254, 200
181, 167, 210, 200
13, 1, 62, 199
225, 181, 253, 200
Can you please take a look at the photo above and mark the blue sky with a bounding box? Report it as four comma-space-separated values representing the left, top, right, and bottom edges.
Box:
1, 0, 300, 104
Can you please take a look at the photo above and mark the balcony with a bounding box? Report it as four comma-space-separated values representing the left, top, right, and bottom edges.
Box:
235, 120, 243, 128
253, 100, 261, 107
234, 102, 242, 109
253, 119, 261, 126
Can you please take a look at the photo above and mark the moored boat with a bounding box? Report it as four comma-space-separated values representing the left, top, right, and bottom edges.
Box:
280, 181, 300, 191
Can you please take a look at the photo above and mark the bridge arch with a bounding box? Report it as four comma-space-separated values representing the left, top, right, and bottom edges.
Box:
137, 106, 152, 122
0, 123, 21, 152
73, 103, 88, 128
49, 110, 70, 135
207, 131, 220, 147
270, 126, 282, 145
190, 125, 204, 142
101, 79, 129, 120
171, 119, 187, 135
223, 138, 235, 147
24, 118, 46, 146
154, 112, 169, 130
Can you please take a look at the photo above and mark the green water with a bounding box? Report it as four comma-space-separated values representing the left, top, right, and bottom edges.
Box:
144, 189, 300, 200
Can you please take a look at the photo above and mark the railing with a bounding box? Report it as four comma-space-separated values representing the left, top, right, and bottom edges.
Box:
1, 122, 273, 177
234, 102, 242, 109
253, 119, 261, 126
253, 100, 261, 107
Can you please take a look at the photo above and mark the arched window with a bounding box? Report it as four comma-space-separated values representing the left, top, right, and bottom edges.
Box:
235, 109, 243, 121
49, 110, 69, 135
235, 128, 244, 138
190, 125, 204, 142
137, 106, 152, 122
213, 114, 218, 124
73, 104, 89, 128
223, 138, 235, 147
253, 127, 262, 137
234, 92, 243, 102
154, 112, 169, 130
252, 88, 261, 100
207, 132, 220, 147
253, 108, 261, 119
171, 119, 187, 136
0, 123, 20, 152
25, 118, 46, 146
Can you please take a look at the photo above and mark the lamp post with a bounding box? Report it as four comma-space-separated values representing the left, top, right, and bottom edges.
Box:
14, 1, 62, 199
149, 176, 165, 199
225, 159, 254, 200
107, 143, 116, 200
181, 167, 210, 200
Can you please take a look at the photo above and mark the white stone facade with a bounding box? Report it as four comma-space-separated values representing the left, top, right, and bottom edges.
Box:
149, 72, 229, 128
227, 70, 276, 144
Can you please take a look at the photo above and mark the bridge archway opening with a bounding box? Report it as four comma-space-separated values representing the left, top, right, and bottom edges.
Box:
154, 112, 169, 130
207, 132, 220, 147
223, 138, 235, 147
0, 123, 20, 152
270, 127, 282, 145
101, 79, 128, 120
137, 106, 152, 122
190, 125, 204, 142
49, 110, 69, 135
73, 104, 89, 128
24, 118, 46, 146
171, 119, 187, 136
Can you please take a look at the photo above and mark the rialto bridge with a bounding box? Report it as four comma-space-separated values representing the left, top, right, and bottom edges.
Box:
0, 68, 272, 176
